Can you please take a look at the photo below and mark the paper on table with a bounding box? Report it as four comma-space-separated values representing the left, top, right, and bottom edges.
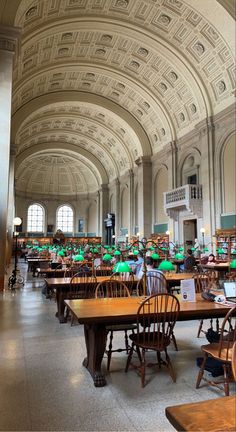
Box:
180, 279, 196, 302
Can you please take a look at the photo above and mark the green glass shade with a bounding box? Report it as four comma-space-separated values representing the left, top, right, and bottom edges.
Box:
217, 248, 225, 254
203, 247, 209, 252
174, 253, 184, 260
58, 251, 65, 257
179, 247, 184, 252
103, 253, 112, 261
133, 250, 139, 256
92, 248, 98, 253
190, 247, 196, 251
229, 259, 236, 269
113, 261, 131, 273
103, 245, 109, 250
161, 247, 168, 251
148, 246, 155, 251
158, 260, 175, 271
151, 253, 160, 260
108, 248, 113, 253
114, 250, 121, 256
74, 254, 84, 262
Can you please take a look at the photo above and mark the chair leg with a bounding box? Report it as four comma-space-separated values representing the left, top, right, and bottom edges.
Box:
196, 353, 208, 388
157, 351, 162, 369
197, 319, 204, 338
125, 342, 134, 372
165, 350, 176, 383
171, 332, 178, 351
107, 331, 113, 371
141, 348, 146, 388
124, 330, 129, 354
223, 364, 230, 396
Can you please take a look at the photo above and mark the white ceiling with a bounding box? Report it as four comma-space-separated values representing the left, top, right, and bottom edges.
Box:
0, 0, 235, 196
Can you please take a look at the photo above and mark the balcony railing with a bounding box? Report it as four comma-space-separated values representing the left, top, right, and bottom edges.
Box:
164, 184, 203, 220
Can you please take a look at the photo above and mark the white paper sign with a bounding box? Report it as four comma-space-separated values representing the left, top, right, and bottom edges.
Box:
180, 279, 196, 302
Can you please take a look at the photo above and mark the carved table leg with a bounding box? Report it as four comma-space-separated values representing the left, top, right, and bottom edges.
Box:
83, 323, 108, 387
57, 292, 67, 323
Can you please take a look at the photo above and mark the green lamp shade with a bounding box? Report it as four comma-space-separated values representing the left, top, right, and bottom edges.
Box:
103, 253, 112, 261
114, 250, 121, 256
229, 260, 236, 269
179, 247, 184, 251
113, 261, 131, 273
203, 247, 209, 252
161, 247, 168, 251
148, 246, 155, 251
217, 248, 225, 254
74, 254, 84, 262
158, 260, 175, 271
151, 253, 160, 260
108, 248, 113, 253
133, 250, 139, 256
190, 247, 195, 251
174, 253, 184, 260
58, 251, 65, 257
103, 245, 109, 250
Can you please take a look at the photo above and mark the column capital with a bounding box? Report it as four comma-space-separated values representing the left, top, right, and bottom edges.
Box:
135, 155, 151, 167
0, 25, 21, 53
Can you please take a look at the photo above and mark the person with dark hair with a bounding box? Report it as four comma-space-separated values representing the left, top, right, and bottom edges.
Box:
184, 249, 196, 272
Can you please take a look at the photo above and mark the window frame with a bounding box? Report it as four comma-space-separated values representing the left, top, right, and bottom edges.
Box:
27, 203, 45, 233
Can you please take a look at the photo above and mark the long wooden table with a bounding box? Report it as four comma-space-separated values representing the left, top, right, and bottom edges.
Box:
165, 395, 236, 431
45, 275, 138, 323
64, 294, 232, 387
46, 273, 193, 322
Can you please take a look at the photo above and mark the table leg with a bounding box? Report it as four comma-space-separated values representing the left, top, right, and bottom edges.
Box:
57, 292, 67, 323
83, 323, 108, 387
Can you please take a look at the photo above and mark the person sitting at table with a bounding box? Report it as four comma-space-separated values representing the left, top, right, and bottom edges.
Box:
184, 249, 197, 272
207, 253, 216, 264
146, 256, 162, 275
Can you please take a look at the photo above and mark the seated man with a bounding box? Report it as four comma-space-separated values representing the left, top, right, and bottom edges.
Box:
184, 249, 196, 272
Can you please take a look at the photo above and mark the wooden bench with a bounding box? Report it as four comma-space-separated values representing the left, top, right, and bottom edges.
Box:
165, 395, 236, 431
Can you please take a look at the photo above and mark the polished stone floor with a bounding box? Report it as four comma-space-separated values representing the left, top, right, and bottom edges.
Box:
0, 261, 235, 431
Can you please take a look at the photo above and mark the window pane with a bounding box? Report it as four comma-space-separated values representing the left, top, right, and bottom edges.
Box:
27, 204, 44, 232
56, 205, 73, 233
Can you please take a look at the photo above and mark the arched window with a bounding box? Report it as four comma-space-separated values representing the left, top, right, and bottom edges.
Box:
56, 205, 73, 233
27, 204, 44, 232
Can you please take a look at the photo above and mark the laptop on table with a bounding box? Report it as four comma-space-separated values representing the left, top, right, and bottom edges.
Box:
223, 282, 236, 303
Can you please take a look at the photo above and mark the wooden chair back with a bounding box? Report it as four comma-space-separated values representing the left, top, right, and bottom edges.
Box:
95, 279, 130, 298
69, 273, 97, 299
63, 266, 80, 278
218, 306, 236, 361
204, 269, 218, 289
193, 273, 209, 293
135, 293, 180, 349
232, 341, 236, 381
146, 272, 167, 295
110, 272, 135, 294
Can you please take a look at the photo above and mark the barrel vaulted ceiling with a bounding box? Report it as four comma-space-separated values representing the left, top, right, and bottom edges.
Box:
0, 0, 235, 196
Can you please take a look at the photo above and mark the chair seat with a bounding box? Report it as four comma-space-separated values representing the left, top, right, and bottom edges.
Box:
129, 331, 170, 350
202, 342, 233, 362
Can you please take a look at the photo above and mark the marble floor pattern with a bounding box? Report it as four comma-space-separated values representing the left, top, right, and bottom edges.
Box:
0, 261, 235, 432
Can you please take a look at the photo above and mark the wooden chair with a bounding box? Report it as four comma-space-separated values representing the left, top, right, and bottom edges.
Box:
63, 266, 79, 278
110, 271, 135, 295
196, 306, 236, 396
66, 273, 97, 325
125, 293, 180, 387
95, 279, 136, 371
193, 273, 216, 337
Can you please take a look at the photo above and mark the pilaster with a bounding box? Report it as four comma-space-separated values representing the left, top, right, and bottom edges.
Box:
135, 156, 152, 238
0, 26, 20, 289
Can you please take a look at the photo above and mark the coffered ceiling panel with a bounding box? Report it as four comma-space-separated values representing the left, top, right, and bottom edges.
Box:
2, 0, 235, 196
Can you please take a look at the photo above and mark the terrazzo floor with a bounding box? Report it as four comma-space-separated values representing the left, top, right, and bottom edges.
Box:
0, 260, 235, 432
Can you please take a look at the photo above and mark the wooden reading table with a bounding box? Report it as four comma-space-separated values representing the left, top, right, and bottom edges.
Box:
165, 395, 236, 431
64, 294, 232, 387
